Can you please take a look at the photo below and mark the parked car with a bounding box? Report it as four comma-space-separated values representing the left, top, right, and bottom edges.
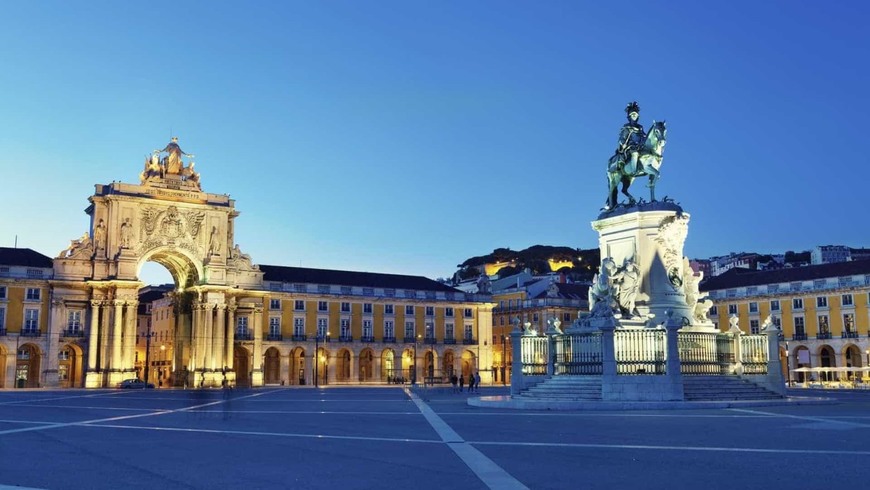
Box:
119, 378, 155, 389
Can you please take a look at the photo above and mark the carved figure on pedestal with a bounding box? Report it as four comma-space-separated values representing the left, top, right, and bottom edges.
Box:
93, 219, 106, 252
605, 101, 668, 210
612, 257, 641, 318
120, 218, 134, 249
140, 151, 164, 183
682, 257, 712, 323
58, 233, 94, 259
207, 226, 221, 256
181, 161, 201, 189
158, 137, 193, 175
476, 274, 491, 294
588, 257, 619, 317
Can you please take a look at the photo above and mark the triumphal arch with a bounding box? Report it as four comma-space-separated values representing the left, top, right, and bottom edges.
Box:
53, 138, 265, 388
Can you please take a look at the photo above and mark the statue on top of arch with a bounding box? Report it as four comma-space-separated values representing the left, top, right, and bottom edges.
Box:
139, 137, 201, 189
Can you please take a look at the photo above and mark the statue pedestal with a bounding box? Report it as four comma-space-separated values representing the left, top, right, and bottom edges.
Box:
592, 202, 694, 326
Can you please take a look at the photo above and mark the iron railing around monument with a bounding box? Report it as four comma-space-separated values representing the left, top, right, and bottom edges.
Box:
520, 335, 549, 375
740, 334, 768, 375
614, 329, 666, 375
678, 332, 732, 375
554, 332, 603, 375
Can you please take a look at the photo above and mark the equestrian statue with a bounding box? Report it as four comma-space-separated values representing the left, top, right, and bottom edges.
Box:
604, 101, 667, 210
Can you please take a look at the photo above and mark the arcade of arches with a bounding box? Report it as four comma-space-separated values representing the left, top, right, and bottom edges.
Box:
0, 138, 493, 388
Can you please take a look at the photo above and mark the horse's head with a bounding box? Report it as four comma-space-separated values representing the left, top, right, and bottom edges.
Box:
645, 120, 667, 154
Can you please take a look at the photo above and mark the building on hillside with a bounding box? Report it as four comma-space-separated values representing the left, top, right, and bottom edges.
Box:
812, 245, 852, 265
701, 260, 870, 383
709, 253, 762, 277
489, 272, 588, 384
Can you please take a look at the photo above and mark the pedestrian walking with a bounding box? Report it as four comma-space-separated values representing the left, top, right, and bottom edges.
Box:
450, 374, 458, 394
468, 372, 476, 393
459, 374, 465, 392
474, 371, 481, 393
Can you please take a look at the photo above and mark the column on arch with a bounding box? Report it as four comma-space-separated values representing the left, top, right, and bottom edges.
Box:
214, 304, 226, 372
203, 302, 214, 371
111, 300, 124, 370
124, 301, 138, 372
87, 300, 101, 372
225, 304, 236, 371
99, 301, 111, 370
251, 305, 264, 385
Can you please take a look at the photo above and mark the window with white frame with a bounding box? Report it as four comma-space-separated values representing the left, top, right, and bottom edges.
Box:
464, 308, 473, 318
363, 303, 373, 314
728, 304, 738, 315
237, 316, 249, 334
294, 300, 305, 311
842, 294, 854, 307
710, 305, 718, 316
340, 318, 351, 338
464, 324, 473, 341
425, 323, 434, 340
425, 306, 434, 316
818, 315, 830, 334
844, 313, 855, 333
445, 307, 454, 317
770, 300, 780, 311
384, 304, 394, 315
749, 302, 758, 313
404, 321, 414, 339
533, 313, 539, 322
817, 297, 828, 308
750, 319, 759, 334
25, 288, 40, 301
363, 319, 373, 339
0, 307, 5, 330
67, 311, 82, 332
384, 320, 394, 339
0, 286, 6, 299
445, 323, 454, 340
293, 318, 305, 336
341, 302, 351, 313
318, 301, 328, 312
317, 318, 328, 338
270, 299, 281, 310
773, 316, 781, 329
793, 298, 804, 310
24, 309, 39, 331
794, 317, 805, 335
405, 305, 414, 315
269, 317, 281, 336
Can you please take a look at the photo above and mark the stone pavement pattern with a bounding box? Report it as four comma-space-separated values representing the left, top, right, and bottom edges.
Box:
0, 387, 868, 489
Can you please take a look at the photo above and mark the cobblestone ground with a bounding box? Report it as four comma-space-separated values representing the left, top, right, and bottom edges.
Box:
0, 386, 867, 489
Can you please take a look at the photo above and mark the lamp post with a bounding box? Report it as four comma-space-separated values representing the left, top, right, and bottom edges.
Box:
501, 334, 507, 386
427, 324, 435, 382
159, 344, 166, 387
413, 334, 421, 385
784, 342, 791, 388
144, 331, 155, 384
314, 330, 330, 388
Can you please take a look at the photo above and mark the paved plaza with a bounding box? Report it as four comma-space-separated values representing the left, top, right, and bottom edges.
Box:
1, 386, 869, 489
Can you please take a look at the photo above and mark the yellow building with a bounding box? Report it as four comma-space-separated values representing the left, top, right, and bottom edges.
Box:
701, 260, 870, 382
489, 271, 588, 384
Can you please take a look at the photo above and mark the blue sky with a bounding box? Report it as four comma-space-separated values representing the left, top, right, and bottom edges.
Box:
1, 2, 867, 285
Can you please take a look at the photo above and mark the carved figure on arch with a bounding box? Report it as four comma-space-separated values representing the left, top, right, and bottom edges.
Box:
612, 257, 641, 318
588, 257, 619, 318
120, 218, 134, 249
93, 219, 107, 252
207, 226, 221, 256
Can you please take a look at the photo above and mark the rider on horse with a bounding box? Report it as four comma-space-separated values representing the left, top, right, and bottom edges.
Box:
612, 101, 646, 173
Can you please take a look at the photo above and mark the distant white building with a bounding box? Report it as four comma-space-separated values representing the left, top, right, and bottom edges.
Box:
812, 245, 852, 265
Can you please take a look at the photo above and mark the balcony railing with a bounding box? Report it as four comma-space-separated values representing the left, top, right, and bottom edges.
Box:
21, 329, 41, 338
266, 334, 283, 341
382, 336, 396, 343
463, 337, 476, 345
236, 332, 253, 341
0, 328, 6, 336
424, 338, 437, 345
792, 333, 808, 341
338, 335, 353, 342
360, 336, 375, 343
842, 331, 859, 339
403, 336, 416, 344
60, 329, 85, 338
816, 332, 832, 340
443, 338, 456, 344
291, 334, 307, 341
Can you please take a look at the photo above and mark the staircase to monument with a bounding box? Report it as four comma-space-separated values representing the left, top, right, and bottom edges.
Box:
515, 376, 603, 401
514, 375, 782, 402
682, 376, 783, 401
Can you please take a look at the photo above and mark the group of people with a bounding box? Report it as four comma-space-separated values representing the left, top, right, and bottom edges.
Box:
450, 372, 481, 394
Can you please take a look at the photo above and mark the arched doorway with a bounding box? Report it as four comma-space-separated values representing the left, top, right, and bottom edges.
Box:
16, 344, 41, 388
59, 343, 84, 388
264, 347, 281, 385
844, 344, 862, 381
381, 349, 395, 383
442, 350, 455, 379
793, 345, 811, 383
424, 350, 436, 378
316, 347, 329, 385
819, 345, 835, 382
359, 349, 374, 382
461, 350, 476, 379
337, 349, 352, 382
402, 348, 415, 383
234, 345, 250, 388
290, 347, 306, 385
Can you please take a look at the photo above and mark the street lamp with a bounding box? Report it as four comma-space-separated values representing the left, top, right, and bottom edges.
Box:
784, 342, 791, 388
501, 334, 507, 386
413, 334, 421, 385
159, 344, 166, 387
314, 330, 330, 388
144, 331, 156, 384
427, 324, 435, 382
